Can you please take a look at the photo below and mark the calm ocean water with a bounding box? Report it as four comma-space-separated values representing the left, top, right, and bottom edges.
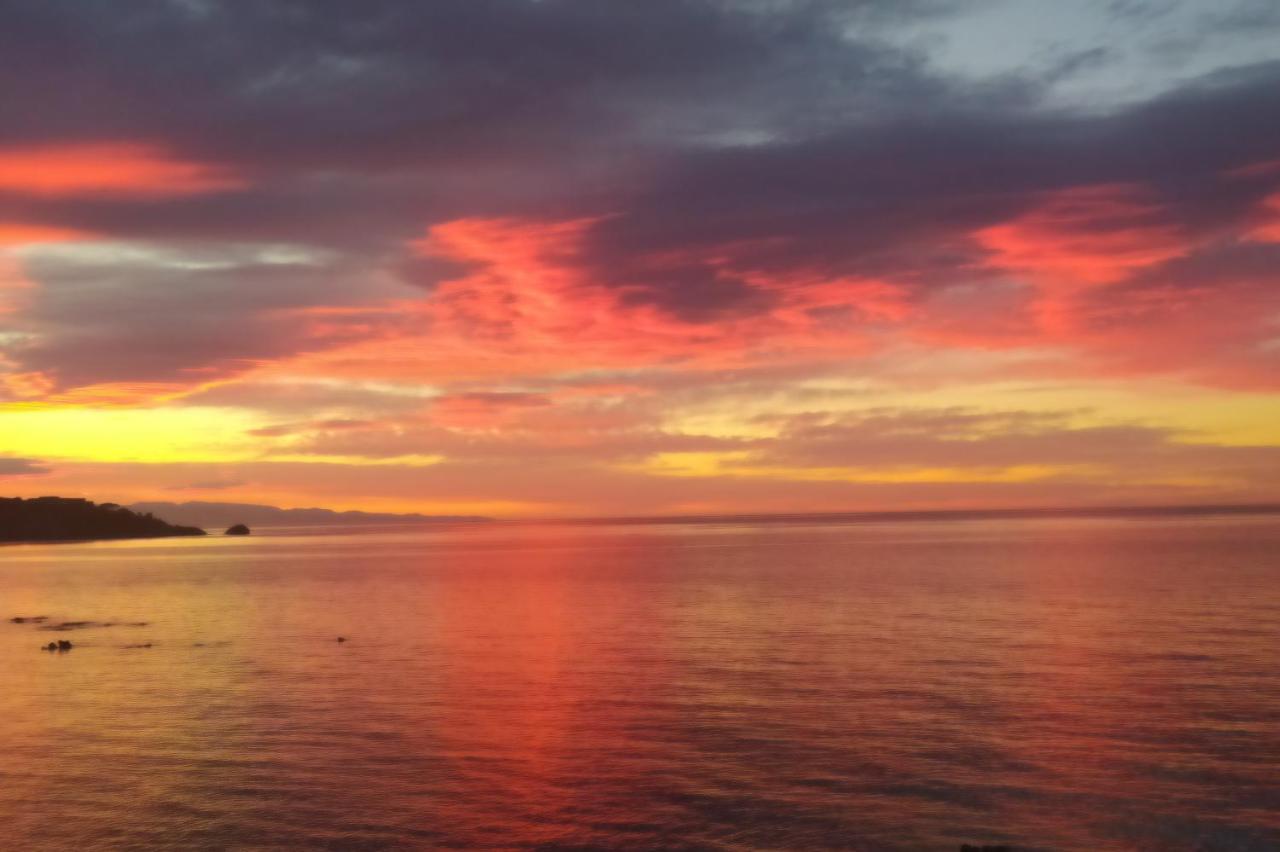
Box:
1, 515, 1277, 851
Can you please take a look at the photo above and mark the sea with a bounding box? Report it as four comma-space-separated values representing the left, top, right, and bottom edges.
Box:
1, 514, 1278, 850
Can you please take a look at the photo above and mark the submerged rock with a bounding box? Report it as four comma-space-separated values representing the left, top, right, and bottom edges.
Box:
225, 523, 251, 536
39, 620, 150, 632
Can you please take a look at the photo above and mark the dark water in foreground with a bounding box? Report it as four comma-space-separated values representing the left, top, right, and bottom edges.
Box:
1, 516, 1278, 851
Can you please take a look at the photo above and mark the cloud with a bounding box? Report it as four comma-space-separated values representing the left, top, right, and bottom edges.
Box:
2, 240, 403, 397
1, 2, 1278, 514
164, 479, 247, 491
0, 223, 87, 247
247, 419, 375, 438
0, 142, 241, 198
0, 456, 52, 476
1, 4, 1276, 402
748, 407, 1280, 475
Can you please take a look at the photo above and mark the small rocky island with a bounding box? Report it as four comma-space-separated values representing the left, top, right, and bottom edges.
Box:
224, 523, 251, 536
0, 496, 207, 542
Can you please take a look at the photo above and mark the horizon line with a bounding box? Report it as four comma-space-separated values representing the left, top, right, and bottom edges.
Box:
14, 496, 1280, 527
535, 502, 1280, 526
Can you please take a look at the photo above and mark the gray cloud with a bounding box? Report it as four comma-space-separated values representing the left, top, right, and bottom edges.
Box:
164, 479, 247, 491
4, 243, 403, 390
0, 457, 52, 476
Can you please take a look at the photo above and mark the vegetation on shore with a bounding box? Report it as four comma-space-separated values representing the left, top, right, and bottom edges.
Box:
0, 497, 206, 542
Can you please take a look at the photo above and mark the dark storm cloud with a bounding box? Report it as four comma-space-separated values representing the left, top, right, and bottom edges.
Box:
0, 0, 943, 161
0, 0, 963, 258
5, 0, 1276, 257
581, 60, 1280, 313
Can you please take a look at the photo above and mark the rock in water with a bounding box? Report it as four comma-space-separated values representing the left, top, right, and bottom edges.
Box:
225, 523, 251, 536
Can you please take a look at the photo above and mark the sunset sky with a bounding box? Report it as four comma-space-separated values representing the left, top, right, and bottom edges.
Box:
2, 0, 1279, 517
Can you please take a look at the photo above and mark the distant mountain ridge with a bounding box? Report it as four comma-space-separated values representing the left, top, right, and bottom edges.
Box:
567, 503, 1280, 526
129, 501, 491, 528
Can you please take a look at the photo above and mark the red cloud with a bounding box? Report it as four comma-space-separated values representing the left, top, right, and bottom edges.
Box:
0, 222, 87, 246
276, 190, 1280, 396
905, 181, 1280, 389
973, 183, 1187, 293
428, 392, 554, 429
0, 142, 242, 197
1247, 192, 1280, 243
287, 216, 913, 385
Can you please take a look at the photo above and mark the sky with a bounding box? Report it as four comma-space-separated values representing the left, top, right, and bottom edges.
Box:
1, 0, 1279, 517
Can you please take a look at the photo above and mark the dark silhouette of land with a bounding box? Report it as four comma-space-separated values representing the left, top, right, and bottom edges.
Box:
130, 500, 491, 528
0, 497, 206, 542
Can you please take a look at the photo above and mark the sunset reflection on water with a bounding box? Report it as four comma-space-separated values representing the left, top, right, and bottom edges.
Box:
1, 517, 1278, 849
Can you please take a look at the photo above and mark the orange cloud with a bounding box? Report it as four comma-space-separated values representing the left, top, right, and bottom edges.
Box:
39, 382, 206, 407
1, 371, 55, 400
428, 392, 553, 429
0, 142, 242, 197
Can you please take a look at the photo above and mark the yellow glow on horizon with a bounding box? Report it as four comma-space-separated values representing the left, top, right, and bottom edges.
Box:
629, 452, 1103, 485
319, 498, 555, 517
0, 406, 262, 463
876, 381, 1280, 446
265, 453, 444, 467
665, 377, 1280, 447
